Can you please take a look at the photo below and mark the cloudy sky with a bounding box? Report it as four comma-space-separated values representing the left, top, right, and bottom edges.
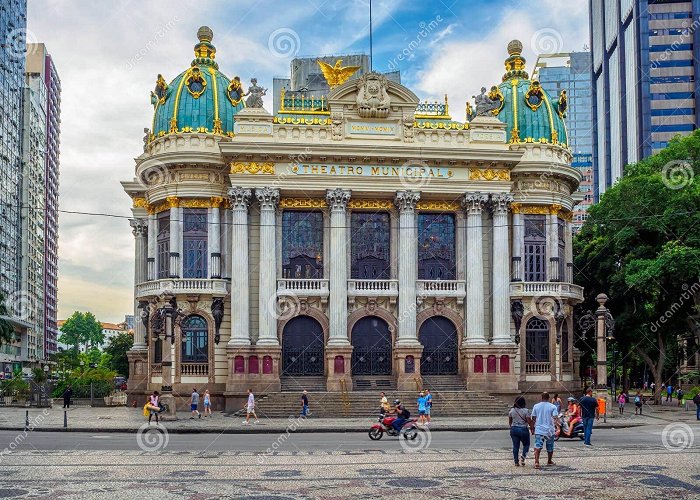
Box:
27, 0, 589, 323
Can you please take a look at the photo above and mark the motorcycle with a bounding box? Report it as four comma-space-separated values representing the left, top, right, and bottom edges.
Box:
368, 412, 420, 441
554, 412, 584, 440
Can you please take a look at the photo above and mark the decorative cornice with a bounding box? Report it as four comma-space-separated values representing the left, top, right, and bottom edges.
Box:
394, 190, 421, 213
469, 168, 511, 181
230, 161, 275, 175
280, 198, 328, 209
415, 200, 460, 212
462, 192, 489, 215
490, 193, 514, 214
348, 199, 393, 210
179, 199, 213, 209
255, 187, 280, 211
326, 188, 352, 212
228, 187, 252, 211
510, 204, 572, 219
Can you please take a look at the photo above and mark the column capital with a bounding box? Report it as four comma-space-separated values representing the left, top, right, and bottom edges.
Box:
166, 196, 179, 208
394, 190, 420, 213
326, 188, 351, 211
210, 196, 226, 208
129, 218, 148, 237
228, 187, 252, 210
490, 193, 514, 215
255, 187, 280, 211
462, 192, 489, 215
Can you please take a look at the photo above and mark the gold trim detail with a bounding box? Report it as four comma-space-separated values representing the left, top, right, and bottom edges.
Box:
512, 204, 572, 218
273, 116, 333, 125
179, 199, 213, 209
226, 77, 244, 106
166, 196, 180, 208
348, 199, 394, 210
279, 198, 328, 209
132, 197, 148, 209
524, 80, 545, 111
230, 161, 275, 175
511, 202, 522, 214
150, 197, 231, 213
184, 67, 207, 99
210, 196, 226, 208
488, 86, 505, 115
416, 200, 460, 211
469, 168, 511, 181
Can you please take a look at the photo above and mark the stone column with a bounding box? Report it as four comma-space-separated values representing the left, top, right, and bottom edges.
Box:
256, 187, 280, 345
209, 197, 224, 279
463, 192, 489, 344
167, 196, 180, 278
394, 190, 421, 345
511, 204, 522, 282
147, 212, 156, 281
228, 187, 252, 346
326, 188, 352, 346
491, 193, 513, 344
130, 218, 148, 350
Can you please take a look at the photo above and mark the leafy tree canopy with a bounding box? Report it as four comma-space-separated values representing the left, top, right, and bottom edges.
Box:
58, 311, 104, 352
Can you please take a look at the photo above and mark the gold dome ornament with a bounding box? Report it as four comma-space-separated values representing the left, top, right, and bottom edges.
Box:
502, 39, 529, 81
557, 90, 568, 118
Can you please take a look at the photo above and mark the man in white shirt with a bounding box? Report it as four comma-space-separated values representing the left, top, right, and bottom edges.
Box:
243, 388, 259, 424
530, 391, 559, 469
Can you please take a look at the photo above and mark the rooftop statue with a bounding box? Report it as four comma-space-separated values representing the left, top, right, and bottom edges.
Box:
317, 59, 361, 88
473, 86, 499, 116
245, 78, 267, 108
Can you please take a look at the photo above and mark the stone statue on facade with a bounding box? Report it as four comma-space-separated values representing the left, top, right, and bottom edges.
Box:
211, 297, 225, 344
245, 78, 267, 108
356, 72, 390, 118
473, 86, 499, 116
510, 300, 524, 344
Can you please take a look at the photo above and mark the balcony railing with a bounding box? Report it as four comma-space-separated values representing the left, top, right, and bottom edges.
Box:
347, 279, 399, 304
510, 281, 584, 302
277, 279, 329, 302
180, 363, 209, 376
525, 362, 551, 374
416, 280, 466, 304
136, 278, 229, 299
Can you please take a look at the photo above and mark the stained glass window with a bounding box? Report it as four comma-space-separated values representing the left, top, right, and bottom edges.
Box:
183, 209, 208, 278
157, 212, 170, 279
181, 315, 208, 363
351, 212, 391, 279
418, 213, 456, 280
526, 318, 549, 362
282, 211, 324, 279
524, 215, 546, 282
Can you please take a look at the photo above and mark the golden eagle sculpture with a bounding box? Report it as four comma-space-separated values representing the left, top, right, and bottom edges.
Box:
317, 59, 361, 88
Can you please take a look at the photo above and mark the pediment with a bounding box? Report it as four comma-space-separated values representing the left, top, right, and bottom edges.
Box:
327, 72, 420, 118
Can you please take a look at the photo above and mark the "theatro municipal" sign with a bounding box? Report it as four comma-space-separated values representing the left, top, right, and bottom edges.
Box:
291, 163, 454, 178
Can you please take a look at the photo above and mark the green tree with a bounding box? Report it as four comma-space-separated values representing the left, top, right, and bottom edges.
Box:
574, 131, 700, 403
0, 292, 15, 347
103, 332, 133, 377
58, 311, 104, 352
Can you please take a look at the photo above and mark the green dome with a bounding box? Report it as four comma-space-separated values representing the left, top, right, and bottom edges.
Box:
149, 27, 245, 140
489, 40, 568, 147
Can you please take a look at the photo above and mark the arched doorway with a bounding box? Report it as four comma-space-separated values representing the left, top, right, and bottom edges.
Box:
351, 316, 392, 375
418, 316, 458, 375
281, 316, 324, 376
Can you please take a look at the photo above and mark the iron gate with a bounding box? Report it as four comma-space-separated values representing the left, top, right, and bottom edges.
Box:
420, 347, 458, 375
351, 316, 392, 375
419, 316, 458, 375
282, 316, 325, 376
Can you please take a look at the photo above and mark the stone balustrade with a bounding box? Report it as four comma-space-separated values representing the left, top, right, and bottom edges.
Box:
416, 280, 466, 305
347, 279, 399, 305
509, 281, 584, 302
525, 362, 551, 374
135, 278, 229, 299
180, 363, 209, 376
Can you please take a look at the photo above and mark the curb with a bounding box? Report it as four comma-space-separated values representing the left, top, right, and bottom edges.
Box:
0, 423, 646, 435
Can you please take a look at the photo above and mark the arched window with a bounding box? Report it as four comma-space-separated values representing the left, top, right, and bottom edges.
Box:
181, 315, 208, 363
526, 318, 549, 362
351, 212, 391, 279
418, 213, 456, 280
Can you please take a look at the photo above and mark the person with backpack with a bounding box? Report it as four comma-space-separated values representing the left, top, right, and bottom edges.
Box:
634, 390, 643, 415
693, 392, 700, 420
676, 387, 684, 407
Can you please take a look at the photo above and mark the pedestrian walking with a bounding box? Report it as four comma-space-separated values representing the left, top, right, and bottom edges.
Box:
62, 385, 73, 409
650, 382, 655, 395
666, 383, 673, 403
634, 390, 643, 415
508, 396, 532, 467
243, 388, 259, 424
578, 388, 600, 446
531, 392, 558, 469
203, 390, 212, 417
617, 391, 626, 415
551, 393, 563, 414
379, 391, 390, 416
190, 388, 201, 419
643, 381, 648, 391
148, 390, 160, 424
677, 387, 684, 407
693, 392, 700, 420
425, 389, 433, 425
417, 391, 428, 425
300, 390, 310, 417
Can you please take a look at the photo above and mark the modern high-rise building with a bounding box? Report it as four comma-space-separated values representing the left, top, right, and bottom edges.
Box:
533, 52, 595, 230
590, 0, 700, 198
0, 0, 28, 377
27, 43, 61, 358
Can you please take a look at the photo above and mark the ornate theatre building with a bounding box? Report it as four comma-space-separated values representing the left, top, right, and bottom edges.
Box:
123, 27, 584, 410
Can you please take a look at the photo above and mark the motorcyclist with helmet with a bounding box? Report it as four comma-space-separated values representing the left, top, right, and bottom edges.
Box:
560, 397, 582, 438
390, 399, 411, 433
